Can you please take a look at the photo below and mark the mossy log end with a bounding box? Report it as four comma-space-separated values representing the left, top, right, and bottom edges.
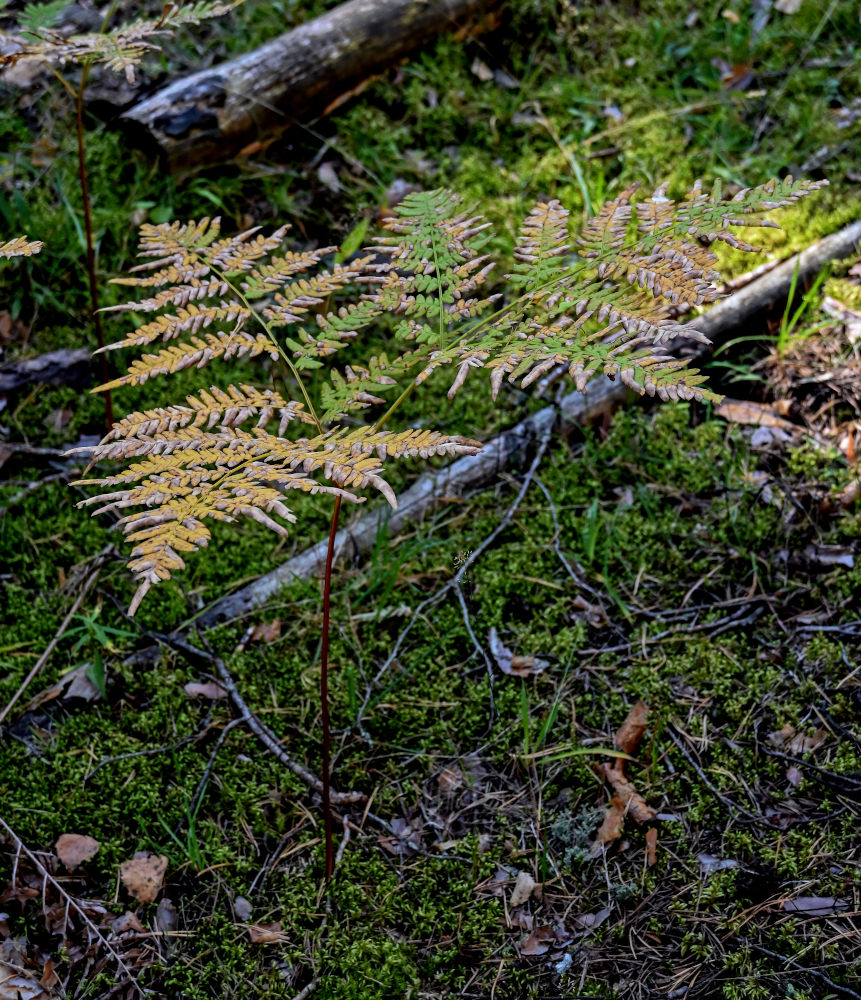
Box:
120, 0, 501, 173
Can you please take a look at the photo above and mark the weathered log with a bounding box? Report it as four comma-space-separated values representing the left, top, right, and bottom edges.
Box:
192, 218, 861, 630
120, 0, 501, 173
0, 347, 93, 394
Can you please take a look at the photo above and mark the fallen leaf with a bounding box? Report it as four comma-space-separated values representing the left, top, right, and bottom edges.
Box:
55, 834, 99, 871
588, 797, 626, 856
155, 897, 177, 934
509, 871, 539, 908
488, 627, 549, 677
493, 69, 520, 89
786, 765, 802, 787
470, 57, 493, 82
645, 827, 658, 867
250, 618, 281, 643
614, 701, 648, 755
0, 961, 50, 1000
119, 853, 168, 904
783, 896, 848, 916
248, 922, 287, 944
517, 924, 556, 956
716, 399, 798, 432
775, 0, 802, 11
110, 912, 145, 935
593, 763, 657, 824
768, 724, 828, 754
183, 681, 228, 700
697, 853, 738, 875
571, 906, 612, 933
233, 897, 252, 922
24, 664, 100, 712
721, 8, 740, 23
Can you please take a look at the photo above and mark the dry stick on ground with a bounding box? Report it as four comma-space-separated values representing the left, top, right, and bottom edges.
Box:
354, 429, 553, 736
667, 727, 779, 829
746, 943, 861, 1000
0, 547, 110, 728
189, 218, 861, 636
151, 632, 365, 806
0, 815, 146, 998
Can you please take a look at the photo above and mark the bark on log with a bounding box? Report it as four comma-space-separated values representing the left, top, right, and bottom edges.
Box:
193, 218, 861, 631
120, 0, 501, 173
0, 347, 93, 394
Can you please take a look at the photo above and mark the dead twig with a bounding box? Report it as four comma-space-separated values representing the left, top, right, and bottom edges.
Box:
747, 942, 861, 1000
355, 431, 552, 735
0, 549, 109, 729
151, 633, 366, 806
0, 815, 147, 998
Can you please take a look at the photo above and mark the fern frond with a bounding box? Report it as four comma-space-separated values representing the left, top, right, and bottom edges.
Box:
95, 328, 279, 391
1, 236, 43, 258
510, 199, 574, 294
0, 2, 241, 84
77, 416, 479, 611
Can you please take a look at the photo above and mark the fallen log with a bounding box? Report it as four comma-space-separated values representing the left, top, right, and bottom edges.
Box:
192, 218, 861, 630
0, 347, 93, 394
120, 0, 501, 173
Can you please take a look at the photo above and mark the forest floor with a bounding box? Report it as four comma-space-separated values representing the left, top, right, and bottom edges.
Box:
1, 1, 860, 998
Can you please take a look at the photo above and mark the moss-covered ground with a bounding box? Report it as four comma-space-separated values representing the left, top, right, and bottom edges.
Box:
1, 1, 860, 997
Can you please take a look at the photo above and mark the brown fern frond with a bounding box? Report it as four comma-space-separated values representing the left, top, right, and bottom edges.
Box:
95, 328, 279, 391
97, 303, 252, 352
1, 236, 43, 258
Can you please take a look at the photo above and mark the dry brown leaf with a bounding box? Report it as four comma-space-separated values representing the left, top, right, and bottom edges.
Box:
470, 57, 494, 82
645, 827, 658, 867
55, 834, 99, 871
250, 619, 281, 643
488, 627, 549, 677
768, 724, 828, 754
155, 898, 177, 935
509, 871, 539, 908
588, 797, 627, 856
614, 701, 648, 755
517, 924, 556, 956
248, 922, 287, 944
111, 912, 145, 935
233, 897, 253, 922
716, 399, 798, 432
119, 852, 168, 904
183, 681, 228, 700
0, 961, 51, 1000
594, 763, 657, 824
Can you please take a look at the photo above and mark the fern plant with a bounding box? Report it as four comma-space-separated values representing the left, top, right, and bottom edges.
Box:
75, 176, 823, 875
0, 1, 243, 429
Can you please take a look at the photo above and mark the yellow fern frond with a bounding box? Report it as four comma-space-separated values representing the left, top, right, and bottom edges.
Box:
95, 329, 279, 391
1, 236, 43, 258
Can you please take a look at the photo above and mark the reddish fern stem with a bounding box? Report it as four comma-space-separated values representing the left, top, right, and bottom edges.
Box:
320, 493, 342, 880
75, 74, 113, 430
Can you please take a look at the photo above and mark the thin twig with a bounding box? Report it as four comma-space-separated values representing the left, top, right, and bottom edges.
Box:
0, 815, 146, 997
667, 727, 774, 828
747, 942, 861, 1000
289, 978, 319, 1000
151, 633, 365, 806
0, 558, 104, 729
355, 431, 552, 734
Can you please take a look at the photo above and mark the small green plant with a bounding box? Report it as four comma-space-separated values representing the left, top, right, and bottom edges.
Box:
71, 176, 823, 876
0, 1, 242, 428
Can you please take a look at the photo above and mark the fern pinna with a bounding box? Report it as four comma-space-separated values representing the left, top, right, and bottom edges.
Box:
76, 177, 824, 613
